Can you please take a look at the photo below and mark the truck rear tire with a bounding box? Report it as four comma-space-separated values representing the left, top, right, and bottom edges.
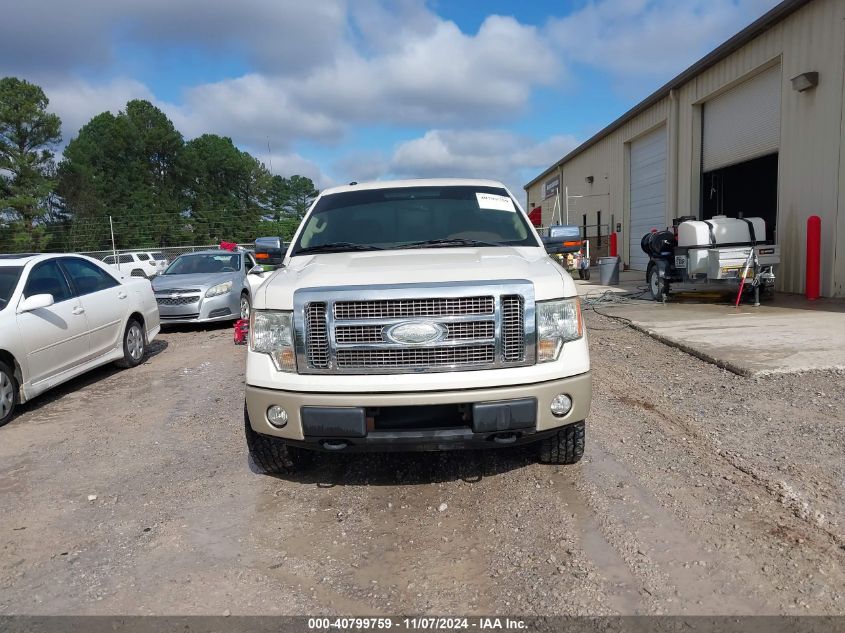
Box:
539, 421, 585, 465
244, 407, 312, 474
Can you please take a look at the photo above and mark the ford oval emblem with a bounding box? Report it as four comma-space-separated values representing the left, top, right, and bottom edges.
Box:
386, 321, 446, 345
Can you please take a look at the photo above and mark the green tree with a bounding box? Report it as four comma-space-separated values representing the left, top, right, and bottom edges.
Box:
180, 134, 271, 242
0, 77, 62, 251
269, 174, 319, 219
58, 100, 185, 250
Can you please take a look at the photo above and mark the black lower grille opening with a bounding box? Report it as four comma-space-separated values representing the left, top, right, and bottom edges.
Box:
369, 405, 469, 431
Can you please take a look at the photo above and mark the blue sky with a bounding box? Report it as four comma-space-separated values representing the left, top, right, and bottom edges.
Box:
0, 0, 780, 195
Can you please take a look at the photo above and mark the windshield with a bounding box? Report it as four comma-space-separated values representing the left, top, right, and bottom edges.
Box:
290, 185, 539, 255
163, 253, 241, 275
0, 267, 23, 311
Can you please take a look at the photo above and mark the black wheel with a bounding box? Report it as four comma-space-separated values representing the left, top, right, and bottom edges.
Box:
539, 421, 585, 465
648, 264, 669, 302
244, 406, 312, 474
239, 292, 251, 320
583, 268, 591, 281
115, 319, 146, 368
0, 361, 18, 427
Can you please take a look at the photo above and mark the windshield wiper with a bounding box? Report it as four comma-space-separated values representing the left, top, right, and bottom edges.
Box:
395, 238, 503, 249
294, 242, 383, 255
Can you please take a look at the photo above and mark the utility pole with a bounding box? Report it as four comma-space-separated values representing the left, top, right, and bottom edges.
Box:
109, 216, 117, 261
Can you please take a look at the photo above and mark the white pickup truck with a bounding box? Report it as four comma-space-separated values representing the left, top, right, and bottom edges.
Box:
244, 179, 591, 473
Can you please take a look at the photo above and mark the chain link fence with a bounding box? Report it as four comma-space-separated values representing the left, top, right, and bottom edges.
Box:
77, 244, 254, 263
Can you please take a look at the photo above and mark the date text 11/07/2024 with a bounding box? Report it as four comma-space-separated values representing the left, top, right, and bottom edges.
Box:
307, 617, 528, 630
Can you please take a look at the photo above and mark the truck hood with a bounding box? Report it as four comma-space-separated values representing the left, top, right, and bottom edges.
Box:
256, 247, 576, 309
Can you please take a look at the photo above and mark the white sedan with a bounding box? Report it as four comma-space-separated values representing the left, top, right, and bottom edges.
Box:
0, 253, 161, 426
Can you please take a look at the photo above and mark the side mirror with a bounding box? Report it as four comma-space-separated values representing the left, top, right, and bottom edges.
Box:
248, 265, 265, 276
18, 293, 55, 313
255, 236, 286, 267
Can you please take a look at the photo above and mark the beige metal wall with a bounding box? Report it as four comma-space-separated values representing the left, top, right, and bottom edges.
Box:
527, 0, 845, 296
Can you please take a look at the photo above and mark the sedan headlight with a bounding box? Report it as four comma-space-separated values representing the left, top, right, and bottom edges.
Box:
250, 310, 296, 372
537, 298, 583, 362
205, 281, 233, 298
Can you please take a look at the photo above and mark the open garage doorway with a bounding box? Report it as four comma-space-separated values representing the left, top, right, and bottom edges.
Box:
701, 153, 778, 243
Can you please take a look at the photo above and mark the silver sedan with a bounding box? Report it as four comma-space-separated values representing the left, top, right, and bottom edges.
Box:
151, 250, 267, 325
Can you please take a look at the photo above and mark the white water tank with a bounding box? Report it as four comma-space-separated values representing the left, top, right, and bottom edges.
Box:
678, 216, 766, 275
677, 216, 765, 247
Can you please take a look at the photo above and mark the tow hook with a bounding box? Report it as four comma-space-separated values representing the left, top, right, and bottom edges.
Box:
321, 440, 349, 451
492, 433, 518, 445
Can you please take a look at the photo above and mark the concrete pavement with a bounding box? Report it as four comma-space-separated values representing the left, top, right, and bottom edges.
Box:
575, 269, 845, 376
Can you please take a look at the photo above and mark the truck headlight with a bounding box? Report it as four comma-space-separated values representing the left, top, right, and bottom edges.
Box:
250, 310, 296, 372
205, 281, 233, 297
537, 298, 583, 362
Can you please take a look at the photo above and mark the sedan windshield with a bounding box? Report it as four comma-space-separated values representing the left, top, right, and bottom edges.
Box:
290, 185, 539, 255
163, 254, 241, 275
0, 267, 23, 311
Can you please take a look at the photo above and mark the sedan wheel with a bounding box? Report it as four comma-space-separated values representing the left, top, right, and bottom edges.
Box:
127, 323, 145, 361
0, 362, 17, 426
116, 319, 146, 368
240, 294, 251, 320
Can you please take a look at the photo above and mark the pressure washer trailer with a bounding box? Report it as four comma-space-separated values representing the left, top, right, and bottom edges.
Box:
641, 215, 779, 304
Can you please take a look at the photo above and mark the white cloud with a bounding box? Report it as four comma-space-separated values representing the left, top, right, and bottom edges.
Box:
262, 152, 336, 191
342, 129, 579, 198
44, 77, 157, 142
546, 0, 781, 94
163, 13, 560, 148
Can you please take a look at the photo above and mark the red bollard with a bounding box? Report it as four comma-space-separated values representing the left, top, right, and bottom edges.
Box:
806, 215, 821, 300
609, 231, 618, 258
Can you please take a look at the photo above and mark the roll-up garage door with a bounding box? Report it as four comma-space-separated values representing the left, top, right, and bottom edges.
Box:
702, 65, 781, 172
629, 126, 667, 271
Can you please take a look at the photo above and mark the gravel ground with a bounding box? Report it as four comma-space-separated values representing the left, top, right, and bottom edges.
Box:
0, 314, 843, 615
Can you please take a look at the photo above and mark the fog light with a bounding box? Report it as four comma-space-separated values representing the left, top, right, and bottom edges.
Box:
267, 405, 288, 427
550, 394, 572, 417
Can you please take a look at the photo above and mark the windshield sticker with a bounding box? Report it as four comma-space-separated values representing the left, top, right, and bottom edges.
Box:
476, 192, 516, 212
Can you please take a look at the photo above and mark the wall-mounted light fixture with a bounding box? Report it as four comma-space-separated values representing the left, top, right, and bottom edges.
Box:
791, 71, 819, 92
585, 175, 594, 184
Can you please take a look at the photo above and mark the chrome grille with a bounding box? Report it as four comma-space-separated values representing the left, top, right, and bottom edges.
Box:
305, 302, 329, 368
334, 297, 493, 320
501, 295, 525, 362
295, 282, 535, 374
337, 346, 494, 369
446, 321, 495, 340
336, 324, 384, 344
335, 321, 495, 344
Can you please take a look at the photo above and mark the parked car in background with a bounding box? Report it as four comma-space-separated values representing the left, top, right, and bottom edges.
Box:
0, 253, 161, 427
103, 251, 164, 278
151, 249, 267, 325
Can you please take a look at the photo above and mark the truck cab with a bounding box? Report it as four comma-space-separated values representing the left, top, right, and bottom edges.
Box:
243, 179, 591, 472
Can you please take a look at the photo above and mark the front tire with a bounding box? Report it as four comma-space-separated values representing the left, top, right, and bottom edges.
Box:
115, 319, 146, 368
0, 361, 18, 427
539, 421, 585, 465
240, 292, 251, 320
244, 407, 312, 474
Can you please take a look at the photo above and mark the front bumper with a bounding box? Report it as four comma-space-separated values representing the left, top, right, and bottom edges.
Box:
245, 371, 591, 452
157, 291, 240, 324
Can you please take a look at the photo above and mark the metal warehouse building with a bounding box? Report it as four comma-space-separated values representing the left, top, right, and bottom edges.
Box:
524, 0, 844, 297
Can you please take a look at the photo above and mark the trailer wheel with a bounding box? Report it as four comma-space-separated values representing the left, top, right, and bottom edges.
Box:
648, 264, 669, 302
